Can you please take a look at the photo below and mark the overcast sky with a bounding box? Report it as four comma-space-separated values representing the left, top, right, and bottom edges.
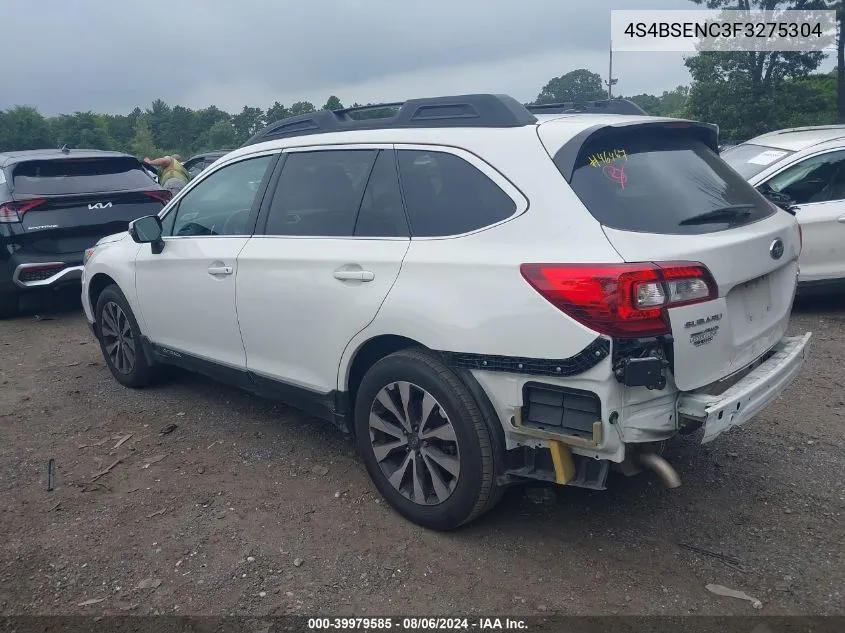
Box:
3, 0, 830, 116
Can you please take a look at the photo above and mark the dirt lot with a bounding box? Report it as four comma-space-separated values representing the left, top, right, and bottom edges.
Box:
0, 292, 843, 617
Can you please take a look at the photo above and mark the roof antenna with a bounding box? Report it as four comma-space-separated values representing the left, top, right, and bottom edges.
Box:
60, 144, 70, 154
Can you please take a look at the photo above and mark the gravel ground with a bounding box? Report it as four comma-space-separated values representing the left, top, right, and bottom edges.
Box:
0, 291, 843, 617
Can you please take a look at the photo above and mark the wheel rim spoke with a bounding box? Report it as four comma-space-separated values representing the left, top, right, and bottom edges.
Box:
421, 445, 460, 478
397, 382, 412, 427
422, 452, 452, 502
411, 453, 426, 503
420, 421, 456, 442
369, 412, 405, 440
418, 391, 438, 435
376, 388, 411, 433
100, 301, 134, 375
101, 311, 118, 337
387, 452, 413, 489
372, 437, 408, 462
369, 380, 460, 506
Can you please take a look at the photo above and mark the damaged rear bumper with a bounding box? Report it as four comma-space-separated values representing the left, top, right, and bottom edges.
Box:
677, 332, 811, 444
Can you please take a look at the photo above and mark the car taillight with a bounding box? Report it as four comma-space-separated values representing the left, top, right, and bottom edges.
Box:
143, 190, 173, 204
520, 262, 718, 338
0, 198, 47, 223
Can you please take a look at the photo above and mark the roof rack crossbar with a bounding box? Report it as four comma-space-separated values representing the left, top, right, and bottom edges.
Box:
242, 94, 538, 146
526, 99, 648, 116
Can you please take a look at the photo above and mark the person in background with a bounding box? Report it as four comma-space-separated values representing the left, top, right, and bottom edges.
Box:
143, 154, 190, 196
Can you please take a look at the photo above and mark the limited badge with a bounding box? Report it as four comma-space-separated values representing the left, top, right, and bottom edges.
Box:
690, 325, 719, 347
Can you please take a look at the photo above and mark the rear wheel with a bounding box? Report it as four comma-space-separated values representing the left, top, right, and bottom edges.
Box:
95, 284, 162, 388
354, 348, 502, 530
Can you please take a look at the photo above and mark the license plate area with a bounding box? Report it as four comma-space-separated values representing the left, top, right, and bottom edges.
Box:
735, 273, 773, 326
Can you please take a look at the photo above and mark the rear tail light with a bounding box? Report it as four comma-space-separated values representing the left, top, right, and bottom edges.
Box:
520, 262, 718, 338
0, 198, 47, 223
142, 190, 173, 204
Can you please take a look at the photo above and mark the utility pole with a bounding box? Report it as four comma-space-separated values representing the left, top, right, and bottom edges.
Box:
606, 40, 618, 99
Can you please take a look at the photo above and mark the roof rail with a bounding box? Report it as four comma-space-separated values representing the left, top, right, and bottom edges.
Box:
526, 99, 648, 116
241, 94, 538, 146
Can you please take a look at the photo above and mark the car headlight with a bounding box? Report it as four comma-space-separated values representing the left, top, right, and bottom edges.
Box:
83, 246, 97, 265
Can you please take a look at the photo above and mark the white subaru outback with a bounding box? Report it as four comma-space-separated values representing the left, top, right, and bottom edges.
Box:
81, 94, 811, 531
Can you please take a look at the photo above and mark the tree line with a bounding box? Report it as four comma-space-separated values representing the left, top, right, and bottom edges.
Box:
1, 0, 842, 157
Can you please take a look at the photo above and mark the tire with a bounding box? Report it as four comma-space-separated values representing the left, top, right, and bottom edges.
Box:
95, 284, 162, 388
0, 292, 19, 319
354, 348, 502, 531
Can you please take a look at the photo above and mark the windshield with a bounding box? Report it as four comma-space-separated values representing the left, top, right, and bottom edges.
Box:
565, 128, 776, 235
720, 143, 794, 180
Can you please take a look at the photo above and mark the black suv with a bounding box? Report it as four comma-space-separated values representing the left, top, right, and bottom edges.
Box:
0, 148, 172, 317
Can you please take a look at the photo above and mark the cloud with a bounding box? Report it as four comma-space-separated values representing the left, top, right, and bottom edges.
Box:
5, 0, 705, 115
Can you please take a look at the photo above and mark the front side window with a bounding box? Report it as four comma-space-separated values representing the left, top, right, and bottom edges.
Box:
264, 150, 376, 236
168, 154, 274, 237
397, 150, 516, 237
763, 150, 845, 205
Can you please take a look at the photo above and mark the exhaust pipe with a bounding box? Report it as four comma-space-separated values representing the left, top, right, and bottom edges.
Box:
638, 453, 681, 489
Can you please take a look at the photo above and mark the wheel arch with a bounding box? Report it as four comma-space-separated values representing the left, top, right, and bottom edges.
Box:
341, 334, 507, 466
88, 272, 119, 335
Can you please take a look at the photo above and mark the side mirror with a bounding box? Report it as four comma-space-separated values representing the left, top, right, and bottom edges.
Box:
129, 215, 165, 254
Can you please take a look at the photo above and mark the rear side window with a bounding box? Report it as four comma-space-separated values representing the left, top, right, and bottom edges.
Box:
565, 130, 775, 235
12, 157, 154, 195
721, 143, 794, 179
397, 150, 516, 237
265, 150, 375, 236
355, 150, 409, 237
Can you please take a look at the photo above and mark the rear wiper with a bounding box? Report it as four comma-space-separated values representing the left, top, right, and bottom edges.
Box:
678, 204, 755, 226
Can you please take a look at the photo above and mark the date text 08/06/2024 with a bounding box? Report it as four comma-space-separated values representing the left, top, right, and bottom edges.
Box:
307, 617, 529, 631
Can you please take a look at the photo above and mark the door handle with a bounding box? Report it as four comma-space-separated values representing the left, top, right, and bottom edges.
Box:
838, 216, 845, 223
207, 265, 233, 276
334, 269, 375, 282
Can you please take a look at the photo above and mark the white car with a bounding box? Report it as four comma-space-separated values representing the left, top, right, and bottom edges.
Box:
721, 125, 845, 295
81, 94, 811, 530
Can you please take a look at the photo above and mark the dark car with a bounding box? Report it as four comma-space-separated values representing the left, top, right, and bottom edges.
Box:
182, 150, 230, 179
0, 148, 172, 317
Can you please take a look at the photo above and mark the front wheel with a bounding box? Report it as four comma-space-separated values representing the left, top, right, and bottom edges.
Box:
95, 284, 162, 388
354, 348, 502, 531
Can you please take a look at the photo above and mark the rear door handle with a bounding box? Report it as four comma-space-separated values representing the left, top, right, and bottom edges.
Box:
207, 265, 233, 276
838, 215, 845, 223
334, 269, 375, 282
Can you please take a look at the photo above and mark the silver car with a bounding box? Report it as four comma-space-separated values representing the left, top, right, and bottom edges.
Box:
722, 125, 845, 296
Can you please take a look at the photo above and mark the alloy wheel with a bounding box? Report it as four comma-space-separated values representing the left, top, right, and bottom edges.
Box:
100, 301, 136, 375
368, 381, 461, 505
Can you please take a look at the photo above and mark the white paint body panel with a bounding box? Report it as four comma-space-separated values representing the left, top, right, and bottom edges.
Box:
237, 236, 409, 392
134, 236, 249, 368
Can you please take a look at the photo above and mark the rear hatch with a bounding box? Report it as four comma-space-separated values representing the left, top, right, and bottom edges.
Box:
8, 155, 169, 254
539, 119, 801, 391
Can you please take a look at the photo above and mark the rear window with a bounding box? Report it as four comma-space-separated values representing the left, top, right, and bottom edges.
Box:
12, 157, 154, 195
565, 129, 776, 235
721, 143, 795, 179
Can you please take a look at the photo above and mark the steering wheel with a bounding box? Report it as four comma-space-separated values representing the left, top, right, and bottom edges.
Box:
221, 208, 252, 235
